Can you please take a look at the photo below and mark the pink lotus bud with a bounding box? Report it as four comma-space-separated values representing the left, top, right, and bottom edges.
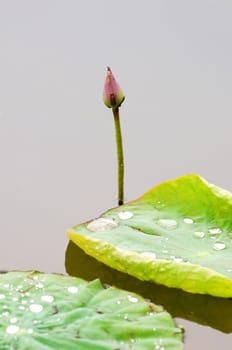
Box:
103, 67, 125, 109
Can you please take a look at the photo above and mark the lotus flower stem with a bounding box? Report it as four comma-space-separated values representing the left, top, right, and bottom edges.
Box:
112, 107, 124, 205
103, 67, 125, 206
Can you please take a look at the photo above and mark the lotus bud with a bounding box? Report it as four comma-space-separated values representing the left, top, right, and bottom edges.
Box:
103, 67, 125, 109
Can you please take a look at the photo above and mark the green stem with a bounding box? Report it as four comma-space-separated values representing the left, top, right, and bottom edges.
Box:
113, 107, 124, 206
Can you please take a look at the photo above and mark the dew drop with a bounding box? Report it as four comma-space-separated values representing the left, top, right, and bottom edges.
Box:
194, 231, 205, 238
21, 300, 27, 305
213, 242, 226, 251
29, 304, 43, 313
2, 311, 9, 316
18, 306, 25, 310
154, 341, 164, 350
6, 325, 19, 334
33, 276, 39, 280
118, 211, 134, 220
10, 317, 17, 324
0, 294, 5, 300
162, 249, 169, 254
41, 295, 54, 303
128, 295, 139, 303
227, 269, 232, 273
67, 286, 78, 294
3, 284, 10, 288
183, 218, 194, 224
27, 328, 33, 334
33, 320, 40, 324
116, 300, 121, 305
157, 219, 178, 229
36, 283, 44, 289
198, 251, 209, 257
141, 252, 156, 259
87, 218, 118, 232
209, 228, 222, 235
173, 257, 183, 263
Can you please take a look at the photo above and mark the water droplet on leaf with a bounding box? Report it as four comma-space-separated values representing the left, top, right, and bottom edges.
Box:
157, 219, 178, 229
213, 242, 226, 251
41, 295, 54, 303
6, 325, 19, 334
67, 286, 78, 294
10, 318, 17, 324
209, 228, 222, 235
127, 295, 138, 303
29, 304, 43, 313
198, 251, 210, 257
194, 231, 205, 238
183, 218, 194, 224
173, 257, 183, 263
141, 252, 156, 259
118, 211, 134, 220
87, 218, 118, 232
2, 311, 9, 316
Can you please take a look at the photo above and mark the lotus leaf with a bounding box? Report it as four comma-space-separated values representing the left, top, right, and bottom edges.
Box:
0, 271, 183, 349
65, 242, 232, 333
67, 174, 232, 298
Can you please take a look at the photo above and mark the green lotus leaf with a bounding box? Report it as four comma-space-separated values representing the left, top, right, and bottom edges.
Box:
65, 242, 232, 333
0, 271, 183, 350
67, 174, 232, 298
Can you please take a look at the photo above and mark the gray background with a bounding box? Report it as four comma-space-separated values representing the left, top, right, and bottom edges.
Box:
0, 1, 232, 349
